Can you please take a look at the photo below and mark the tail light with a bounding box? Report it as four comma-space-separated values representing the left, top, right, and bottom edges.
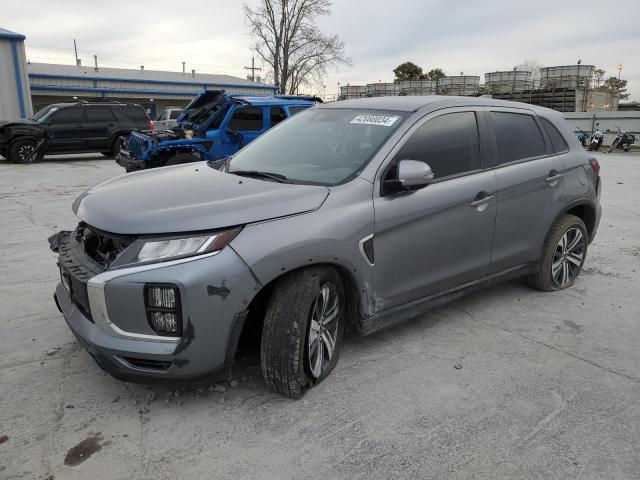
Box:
589, 158, 600, 176
148, 119, 154, 130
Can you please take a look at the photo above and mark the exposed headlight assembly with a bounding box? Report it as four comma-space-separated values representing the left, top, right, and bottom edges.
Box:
110, 227, 242, 268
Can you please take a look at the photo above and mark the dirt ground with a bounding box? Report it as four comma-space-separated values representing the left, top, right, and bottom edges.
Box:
0, 152, 639, 480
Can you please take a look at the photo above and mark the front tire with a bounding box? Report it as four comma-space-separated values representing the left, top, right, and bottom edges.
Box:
527, 214, 588, 291
261, 266, 345, 398
608, 139, 619, 153
9, 139, 44, 164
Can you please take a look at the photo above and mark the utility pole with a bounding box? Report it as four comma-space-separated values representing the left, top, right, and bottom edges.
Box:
244, 57, 262, 82
182, 61, 185, 75
93, 54, 98, 69
73, 39, 79, 66
617, 63, 623, 80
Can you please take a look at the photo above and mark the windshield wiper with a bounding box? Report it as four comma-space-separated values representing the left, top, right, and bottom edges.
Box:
229, 170, 289, 183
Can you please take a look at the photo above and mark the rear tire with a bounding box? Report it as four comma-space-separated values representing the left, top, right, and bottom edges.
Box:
9, 139, 44, 164
261, 266, 345, 398
109, 136, 125, 157
526, 214, 588, 292
608, 139, 619, 153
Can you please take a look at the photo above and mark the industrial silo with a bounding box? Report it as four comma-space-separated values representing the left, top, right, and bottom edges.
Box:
539, 65, 595, 90
437, 76, 480, 96
398, 80, 437, 96
366, 82, 399, 97
484, 71, 532, 94
0, 28, 32, 119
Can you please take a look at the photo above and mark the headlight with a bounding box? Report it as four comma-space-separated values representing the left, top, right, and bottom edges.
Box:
111, 227, 241, 268
137, 227, 241, 263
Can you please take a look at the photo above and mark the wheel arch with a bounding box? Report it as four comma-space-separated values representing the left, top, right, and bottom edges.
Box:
236, 262, 364, 354
559, 200, 597, 242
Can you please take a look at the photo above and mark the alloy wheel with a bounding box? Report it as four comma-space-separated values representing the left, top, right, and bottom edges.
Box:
18, 144, 35, 162
307, 282, 340, 379
551, 227, 585, 287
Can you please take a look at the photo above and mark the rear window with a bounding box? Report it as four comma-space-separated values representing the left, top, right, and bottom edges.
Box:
227, 107, 263, 131
540, 117, 569, 153
492, 112, 546, 163
86, 107, 115, 122
289, 106, 310, 115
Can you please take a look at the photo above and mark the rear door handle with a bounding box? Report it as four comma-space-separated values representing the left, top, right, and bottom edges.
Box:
545, 172, 563, 183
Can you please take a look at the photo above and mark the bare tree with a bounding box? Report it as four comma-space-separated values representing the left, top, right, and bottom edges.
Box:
593, 68, 606, 88
244, 0, 350, 94
516, 59, 543, 89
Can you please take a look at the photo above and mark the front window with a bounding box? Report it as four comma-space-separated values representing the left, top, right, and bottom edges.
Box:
31, 105, 58, 122
228, 108, 406, 185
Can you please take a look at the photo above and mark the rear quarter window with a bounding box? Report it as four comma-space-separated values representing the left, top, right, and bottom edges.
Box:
491, 112, 547, 163
288, 106, 310, 116
539, 117, 569, 153
113, 106, 149, 125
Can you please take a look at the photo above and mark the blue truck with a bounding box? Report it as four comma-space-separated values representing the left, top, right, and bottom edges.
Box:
116, 90, 319, 172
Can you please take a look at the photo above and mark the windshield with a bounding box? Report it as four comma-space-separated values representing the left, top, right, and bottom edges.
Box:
31, 105, 58, 122
228, 108, 406, 185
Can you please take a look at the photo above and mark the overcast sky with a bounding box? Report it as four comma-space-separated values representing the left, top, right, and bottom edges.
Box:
4, 0, 639, 100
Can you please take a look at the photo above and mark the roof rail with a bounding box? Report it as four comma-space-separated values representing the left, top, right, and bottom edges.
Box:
274, 94, 323, 103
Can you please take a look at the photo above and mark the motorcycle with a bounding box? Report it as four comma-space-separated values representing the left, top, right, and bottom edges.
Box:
588, 123, 604, 151
575, 127, 589, 148
608, 127, 636, 153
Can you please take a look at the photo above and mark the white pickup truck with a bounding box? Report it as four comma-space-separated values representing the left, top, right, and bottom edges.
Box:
153, 107, 183, 130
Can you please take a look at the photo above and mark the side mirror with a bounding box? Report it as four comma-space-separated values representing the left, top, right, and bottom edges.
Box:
226, 129, 243, 143
384, 159, 434, 194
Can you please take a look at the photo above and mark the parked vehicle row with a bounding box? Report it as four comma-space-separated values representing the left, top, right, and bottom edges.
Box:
50, 96, 601, 398
0, 101, 152, 163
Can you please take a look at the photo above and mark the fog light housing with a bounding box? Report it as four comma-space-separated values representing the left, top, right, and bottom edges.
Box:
144, 284, 182, 336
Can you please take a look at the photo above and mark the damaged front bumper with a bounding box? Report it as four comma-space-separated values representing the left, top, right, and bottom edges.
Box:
52, 231, 260, 383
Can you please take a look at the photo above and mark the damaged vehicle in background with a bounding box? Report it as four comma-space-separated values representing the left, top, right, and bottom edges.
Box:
0, 101, 152, 163
50, 96, 601, 398
115, 90, 318, 172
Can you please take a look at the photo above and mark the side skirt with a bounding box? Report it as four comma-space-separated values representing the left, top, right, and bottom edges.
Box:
359, 262, 537, 335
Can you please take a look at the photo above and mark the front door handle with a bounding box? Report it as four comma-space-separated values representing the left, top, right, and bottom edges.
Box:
470, 194, 494, 210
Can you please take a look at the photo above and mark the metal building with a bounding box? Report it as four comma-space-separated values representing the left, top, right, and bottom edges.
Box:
27, 63, 279, 118
0, 28, 33, 119
398, 80, 437, 96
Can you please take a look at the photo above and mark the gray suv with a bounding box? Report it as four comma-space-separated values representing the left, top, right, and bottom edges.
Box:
51, 96, 601, 398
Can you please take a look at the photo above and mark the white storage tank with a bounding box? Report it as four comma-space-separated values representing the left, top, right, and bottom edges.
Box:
438, 76, 480, 96
339, 85, 367, 100
366, 82, 399, 97
485, 71, 532, 93
539, 65, 595, 90
398, 80, 437, 96
0, 28, 33, 119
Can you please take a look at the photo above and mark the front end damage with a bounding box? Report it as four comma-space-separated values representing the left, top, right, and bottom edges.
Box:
49, 223, 261, 383
115, 90, 239, 171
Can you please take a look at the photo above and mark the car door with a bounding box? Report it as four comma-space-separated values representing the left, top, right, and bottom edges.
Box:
85, 106, 117, 151
487, 109, 566, 273
372, 109, 498, 310
45, 107, 88, 153
221, 106, 265, 156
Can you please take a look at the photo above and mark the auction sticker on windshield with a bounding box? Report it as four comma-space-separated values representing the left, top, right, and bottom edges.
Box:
350, 115, 400, 127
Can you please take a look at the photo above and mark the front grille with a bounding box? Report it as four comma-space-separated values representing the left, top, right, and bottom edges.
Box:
57, 224, 136, 320
128, 131, 151, 159
75, 223, 135, 270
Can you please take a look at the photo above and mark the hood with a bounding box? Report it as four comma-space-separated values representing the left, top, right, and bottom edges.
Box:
176, 90, 233, 132
0, 119, 40, 129
73, 163, 330, 234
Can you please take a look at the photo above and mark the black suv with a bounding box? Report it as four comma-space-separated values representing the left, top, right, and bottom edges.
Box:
0, 101, 152, 163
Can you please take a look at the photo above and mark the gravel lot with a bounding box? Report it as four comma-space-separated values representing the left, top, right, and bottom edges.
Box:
1, 152, 639, 480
